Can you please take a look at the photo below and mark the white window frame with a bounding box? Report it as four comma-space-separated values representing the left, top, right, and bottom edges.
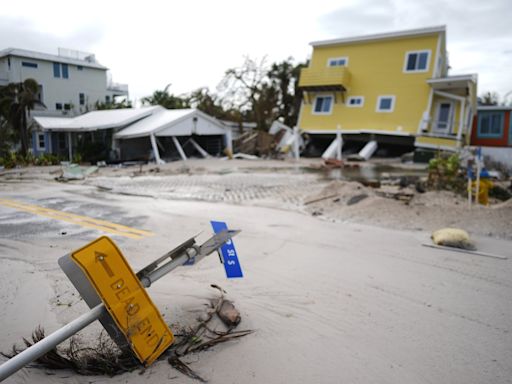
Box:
403, 50, 431, 73
36, 133, 46, 150
327, 56, 348, 67
376, 95, 396, 113
312, 95, 334, 115
346, 96, 364, 108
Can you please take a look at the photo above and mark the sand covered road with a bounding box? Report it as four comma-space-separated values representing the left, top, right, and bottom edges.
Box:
0, 180, 511, 383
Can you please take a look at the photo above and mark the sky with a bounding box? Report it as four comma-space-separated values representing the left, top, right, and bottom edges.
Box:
1, 0, 511, 103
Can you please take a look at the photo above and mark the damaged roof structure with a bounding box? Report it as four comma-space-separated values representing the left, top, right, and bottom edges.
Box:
33, 107, 233, 163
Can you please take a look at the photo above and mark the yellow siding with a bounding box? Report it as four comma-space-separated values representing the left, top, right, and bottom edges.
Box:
415, 135, 459, 149
299, 34, 440, 134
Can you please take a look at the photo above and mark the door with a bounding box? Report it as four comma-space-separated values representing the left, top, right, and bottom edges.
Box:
434, 101, 454, 134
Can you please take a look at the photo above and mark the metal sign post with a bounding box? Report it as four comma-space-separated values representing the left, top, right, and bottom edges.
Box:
0, 227, 240, 382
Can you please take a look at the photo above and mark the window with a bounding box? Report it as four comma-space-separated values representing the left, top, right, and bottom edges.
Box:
478, 112, 504, 138
404, 50, 430, 72
347, 96, 364, 107
105, 95, 111, 103
313, 96, 333, 114
53, 62, 61, 78
53, 63, 69, 78
79, 93, 85, 105
77, 65, 83, 71
376, 95, 396, 112
62, 64, 69, 79
327, 57, 348, 67
37, 133, 45, 150
64, 103, 71, 111
36, 85, 43, 102
56, 103, 63, 110
22, 61, 38, 68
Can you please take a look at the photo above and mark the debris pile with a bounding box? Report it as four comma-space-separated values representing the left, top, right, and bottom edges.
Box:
3, 285, 253, 382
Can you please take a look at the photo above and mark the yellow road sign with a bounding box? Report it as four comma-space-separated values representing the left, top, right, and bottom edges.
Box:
71, 236, 173, 365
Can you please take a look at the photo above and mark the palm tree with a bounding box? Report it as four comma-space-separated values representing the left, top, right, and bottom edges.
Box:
141, 83, 190, 109
0, 78, 44, 156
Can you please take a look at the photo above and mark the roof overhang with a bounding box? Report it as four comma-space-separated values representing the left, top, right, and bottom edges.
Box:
311, 25, 445, 47
477, 105, 512, 111
427, 74, 477, 90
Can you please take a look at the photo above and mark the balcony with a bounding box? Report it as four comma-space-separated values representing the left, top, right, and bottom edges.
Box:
298, 66, 351, 91
107, 82, 129, 96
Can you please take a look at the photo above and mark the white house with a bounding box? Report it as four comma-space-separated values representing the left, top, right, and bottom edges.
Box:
0, 47, 128, 117
34, 107, 233, 162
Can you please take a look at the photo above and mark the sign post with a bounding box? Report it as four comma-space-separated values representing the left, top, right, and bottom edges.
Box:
0, 227, 240, 381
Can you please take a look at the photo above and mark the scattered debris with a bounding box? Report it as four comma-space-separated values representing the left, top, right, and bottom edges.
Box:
304, 194, 339, 205
347, 194, 369, 206
422, 243, 507, 260
57, 164, 99, 181
489, 185, 512, 201
375, 187, 414, 203
3, 285, 253, 381
431, 228, 476, 250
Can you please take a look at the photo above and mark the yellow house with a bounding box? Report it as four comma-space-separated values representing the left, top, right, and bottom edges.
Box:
297, 26, 478, 155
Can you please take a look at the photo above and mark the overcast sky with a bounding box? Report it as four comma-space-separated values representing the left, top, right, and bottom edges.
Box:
1, 0, 511, 103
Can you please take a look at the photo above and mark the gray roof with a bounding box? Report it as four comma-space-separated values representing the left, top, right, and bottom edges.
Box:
0, 48, 108, 70
311, 25, 446, 47
34, 106, 162, 132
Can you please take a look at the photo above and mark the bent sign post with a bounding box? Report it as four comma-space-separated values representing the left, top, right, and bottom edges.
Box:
0, 226, 240, 381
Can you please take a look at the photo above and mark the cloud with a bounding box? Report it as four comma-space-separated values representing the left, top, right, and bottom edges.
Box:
317, 0, 396, 37
0, 17, 105, 56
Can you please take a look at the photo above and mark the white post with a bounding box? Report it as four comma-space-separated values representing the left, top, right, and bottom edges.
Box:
68, 132, 73, 162
150, 133, 164, 164
336, 125, 342, 161
293, 126, 300, 160
224, 128, 233, 153
457, 100, 465, 142
172, 136, 187, 161
189, 138, 211, 158
47, 131, 52, 154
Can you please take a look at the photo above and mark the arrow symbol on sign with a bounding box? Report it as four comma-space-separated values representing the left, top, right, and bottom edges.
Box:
95, 251, 114, 278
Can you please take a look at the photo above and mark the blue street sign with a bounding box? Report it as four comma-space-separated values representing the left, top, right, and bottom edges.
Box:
210, 221, 243, 278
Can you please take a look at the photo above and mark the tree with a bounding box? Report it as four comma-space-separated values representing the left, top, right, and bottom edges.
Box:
219, 57, 305, 131
479, 91, 499, 106
94, 98, 132, 110
141, 84, 190, 109
268, 59, 305, 127
0, 79, 43, 157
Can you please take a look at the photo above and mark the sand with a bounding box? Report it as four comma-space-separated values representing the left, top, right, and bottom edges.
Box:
0, 160, 511, 383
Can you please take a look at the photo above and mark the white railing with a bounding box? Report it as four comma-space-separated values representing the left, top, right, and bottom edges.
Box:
107, 82, 129, 94
421, 119, 464, 136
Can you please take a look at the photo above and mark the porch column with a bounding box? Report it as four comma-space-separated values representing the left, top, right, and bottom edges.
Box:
150, 133, 165, 164
224, 128, 233, 154
47, 131, 52, 154
457, 100, 465, 142
336, 125, 343, 161
68, 132, 73, 161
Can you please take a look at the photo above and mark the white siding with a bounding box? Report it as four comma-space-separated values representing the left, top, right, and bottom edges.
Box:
5, 56, 119, 116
